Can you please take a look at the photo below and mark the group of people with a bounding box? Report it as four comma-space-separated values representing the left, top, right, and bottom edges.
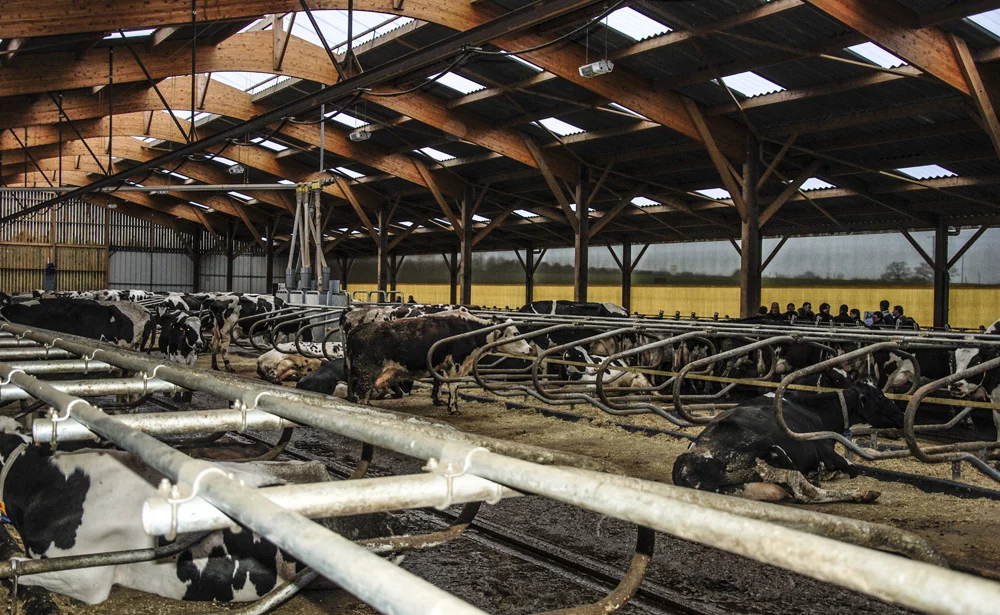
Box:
759, 299, 918, 328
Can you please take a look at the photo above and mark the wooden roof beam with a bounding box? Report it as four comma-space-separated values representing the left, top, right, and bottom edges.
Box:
801, 0, 972, 95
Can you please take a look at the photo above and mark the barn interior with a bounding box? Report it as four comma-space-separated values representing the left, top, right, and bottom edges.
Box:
3, 1, 1000, 614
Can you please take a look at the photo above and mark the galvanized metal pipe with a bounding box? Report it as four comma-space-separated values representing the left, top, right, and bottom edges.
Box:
7, 325, 1000, 615
0, 184, 301, 193
0, 377, 177, 402
3, 359, 116, 375
143, 473, 517, 535
0, 339, 41, 348
33, 408, 298, 443
0, 361, 488, 615
0, 348, 74, 360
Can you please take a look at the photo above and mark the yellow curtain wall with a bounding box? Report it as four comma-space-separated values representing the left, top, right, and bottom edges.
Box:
346, 283, 1000, 330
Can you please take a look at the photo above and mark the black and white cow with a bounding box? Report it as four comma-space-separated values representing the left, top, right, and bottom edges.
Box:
560, 347, 652, 389
0, 418, 400, 605
296, 359, 348, 398
338, 304, 468, 339
346, 314, 534, 414
158, 310, 205, 365
0, 299, 135, 346
98, 300, 155, 351
208, 294, 285, 372
951, 324, 1000, 440
672, 376, 904, 504
519, 300, 628, 318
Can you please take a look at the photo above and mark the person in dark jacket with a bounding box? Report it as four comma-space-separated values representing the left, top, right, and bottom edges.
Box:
797, 302, 815, 321
832, 304, 854, 324
879, 299, 896, 326
816, 303, 833, 323
768, 302, 782, 319
784, 303, 797, 319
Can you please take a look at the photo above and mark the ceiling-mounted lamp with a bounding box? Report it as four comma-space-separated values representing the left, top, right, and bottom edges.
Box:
227, 163, 247, 175
578, 59, 613, 78
349, 127, 371, 142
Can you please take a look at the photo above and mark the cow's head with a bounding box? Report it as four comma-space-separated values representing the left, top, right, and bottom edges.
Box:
951, 347, 998, 399
672, 448, 728, 492
847, 379, 904, 429
561, 347, 591, 381
175, 316, 205, 353
487, 319, 534, 356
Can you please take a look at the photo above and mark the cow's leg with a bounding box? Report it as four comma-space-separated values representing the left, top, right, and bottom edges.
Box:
728, 482, 790, 502
447, 381, 461, 414
220, 332, 235, 373
754, 459, 880, 504
431, 380, 446, 406
210, 326, 221, 371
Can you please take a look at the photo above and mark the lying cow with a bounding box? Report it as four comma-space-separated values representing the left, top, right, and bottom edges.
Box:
257, 349, 322, 383
519, 300, 627, 318
0, 418, 401, 604
346, 313, 534, 413
672, 376, 904, 504
297, 359, 349, 398
561, 347, 652, 389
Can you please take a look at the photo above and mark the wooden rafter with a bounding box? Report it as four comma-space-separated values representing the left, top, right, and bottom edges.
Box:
682, 98, 747, 219
412, 160, 462, 232
521, 136, 578, 232
759, 160, 823, 225
950, 33, 1000, 163
333, 176, 378, 242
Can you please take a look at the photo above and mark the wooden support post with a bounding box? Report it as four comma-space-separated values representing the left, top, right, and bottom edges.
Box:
191, 232, 201, 292
617, 241, 631, 314
934, 219, 950, 329
377, 203, 389, 293
573, 181, 589, 303
459, 186, 473, 305
389, 253, 398, 292
225, 220, 234, 292
740, 135, 761, 318
449, 250, 459, 305
265, 220, 275, 294
338, 256, 352, 291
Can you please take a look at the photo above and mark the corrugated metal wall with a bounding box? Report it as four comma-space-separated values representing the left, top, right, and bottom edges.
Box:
108, 251, 194, 292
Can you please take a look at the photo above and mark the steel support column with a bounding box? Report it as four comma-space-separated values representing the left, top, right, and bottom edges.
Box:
377, 203, 389, 293
740, 136, 761, 318
191, 232, 201, 293
934, 219, 951, 328
225, 220, 234, 292
574, 182, 589, 303
525, 243, 535, 305
459, 187, 473, 305
265, 220, 275, 294
621, 241, 632, 314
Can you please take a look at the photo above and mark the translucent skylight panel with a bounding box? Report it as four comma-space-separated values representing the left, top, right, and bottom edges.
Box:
291, 10, 397, 51
247, 75, 291, 96
719, 71, 785, 97
609, 102, 647, 119
335, 166, 365, 179
208, 156, 238, 167
278, 179, 296, 185
104, 29, 155, 39
333, 16, 415, 54
167, 171, 190, 181
537, 117, 585, 136
847, 42, 907, 69
896, 165, 957, 180
514, 209, 539, 218
326, 111, 369, 128
212, 72, 275, 92
227, 191, 252, 201
472, 214, 491, 223
188, 201, 210, 210
397, 221, 414, 227
432, 71, 485, 94
510, 55, 543, 72
604, 7, 671, 40
416, 147, 455, 162
162, 110, 211, 123
968, 10, 1000, 40
251, 137, 288, 152
631, 196, 659, 207
799, 177, 835, 191
433, 218, 453, 226
238, 19, 265, 33
695, 188, 731, 200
